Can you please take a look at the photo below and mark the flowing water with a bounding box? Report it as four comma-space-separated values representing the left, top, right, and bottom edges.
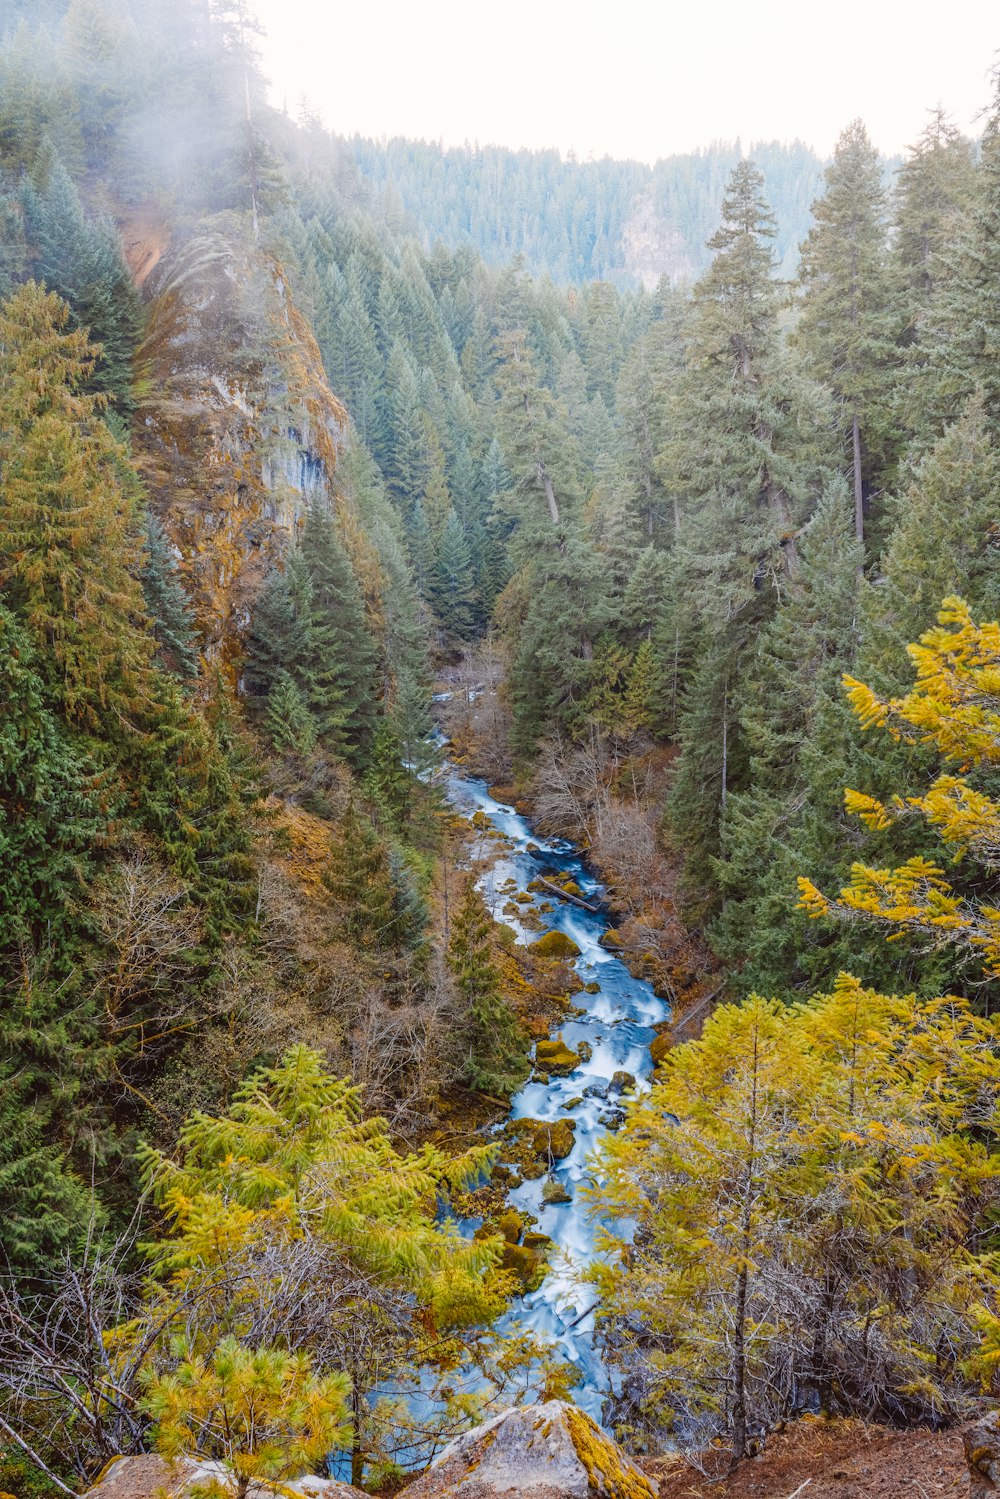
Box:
442, 762, 671, 1421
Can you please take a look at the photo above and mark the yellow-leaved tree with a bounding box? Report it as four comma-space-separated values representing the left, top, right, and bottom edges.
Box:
588, 980, 1000, 1473
118, 1046, 527, 1489
798, 597, 1000, 980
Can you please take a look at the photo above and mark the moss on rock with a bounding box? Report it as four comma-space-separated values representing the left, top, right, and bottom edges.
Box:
532, 930, 582, 960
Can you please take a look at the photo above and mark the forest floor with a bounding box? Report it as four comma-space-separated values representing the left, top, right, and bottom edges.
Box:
641, 1418, 970, 1498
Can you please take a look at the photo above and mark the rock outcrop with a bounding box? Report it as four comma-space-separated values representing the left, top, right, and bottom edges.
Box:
133, 227, 379, 665
83, 1455, 363, 1499
404, 1400, 657, 1498
967, 1410, 1000, 1498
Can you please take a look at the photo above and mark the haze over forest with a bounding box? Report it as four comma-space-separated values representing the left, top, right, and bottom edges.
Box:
2, 3, 1000, 1498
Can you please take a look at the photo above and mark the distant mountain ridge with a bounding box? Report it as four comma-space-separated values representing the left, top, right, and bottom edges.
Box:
344, 134, 830, 285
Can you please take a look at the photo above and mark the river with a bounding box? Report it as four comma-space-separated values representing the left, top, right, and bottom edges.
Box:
442, 761, 671, 1422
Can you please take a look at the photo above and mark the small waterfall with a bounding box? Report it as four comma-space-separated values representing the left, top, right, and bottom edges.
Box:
442, 762, 671, 1422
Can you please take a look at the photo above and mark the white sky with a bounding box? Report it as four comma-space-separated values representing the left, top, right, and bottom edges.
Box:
252, 0, 998, 163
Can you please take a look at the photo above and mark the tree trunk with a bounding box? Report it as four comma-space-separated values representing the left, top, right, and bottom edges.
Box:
351, 1384, 364, 1488
538, 461, 560, 526
731, 1262, 749, 1466
851, 410, 864, 553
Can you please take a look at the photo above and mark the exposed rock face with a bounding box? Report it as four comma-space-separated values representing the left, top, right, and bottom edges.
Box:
403, 1400, 657, 1499
133, 227, 378, 664
618, 194, 696, 290
83, 1454, 363, 1499
966, 1410, 1000, 1498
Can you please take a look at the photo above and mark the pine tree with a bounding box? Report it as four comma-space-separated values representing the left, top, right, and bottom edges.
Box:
430, 508, 477, 638
0, 282, 155, 731
141, 514, 200, 680
301, 501, 377, 764
662, 162, 833, 902
711, 483, 864, 994
795, 120, 899, 545
448, 880, 528, 1098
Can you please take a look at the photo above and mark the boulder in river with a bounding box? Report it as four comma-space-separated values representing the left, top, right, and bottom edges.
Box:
583, 1081, 609, 1100
402, 1399, 657, 1498
531, 930, 583, 960
609, 1070, 636, 1095
542, 1177, 574, 1205
533, 1117, 577, 1161
535, 1037, 582, 1074
650, 1029, 671, 1067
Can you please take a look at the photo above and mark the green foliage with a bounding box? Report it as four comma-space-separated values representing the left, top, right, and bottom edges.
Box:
448, 881, 529, 1097
591, 982, 1000, 1461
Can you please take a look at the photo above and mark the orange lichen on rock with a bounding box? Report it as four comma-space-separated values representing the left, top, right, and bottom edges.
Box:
131, 226, 381, 670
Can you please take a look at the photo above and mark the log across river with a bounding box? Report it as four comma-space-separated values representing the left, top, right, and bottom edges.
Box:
442, 761, 671, 1421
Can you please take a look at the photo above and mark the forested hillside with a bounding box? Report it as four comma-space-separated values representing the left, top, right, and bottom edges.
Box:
2, 0, 1000, 1493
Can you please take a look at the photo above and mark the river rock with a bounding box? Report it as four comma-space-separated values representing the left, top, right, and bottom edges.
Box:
598, 1108, 627, 1130
650, 1030, 671, 1067
561, 1095, 585, 1111
542, 1177, 573, 1205
577, 1040, 593, 1062
609, 1070, 636, 1095
531, 930, 583, 960
582, 1081, 609, 1100
535, 1038, 582, 1074
533, 1118, 577, 1161
499, 1240, 546, 1291
82, 1456, 364, 1499
402, 1400, 657, 1499
967, 1409, 1000, 1498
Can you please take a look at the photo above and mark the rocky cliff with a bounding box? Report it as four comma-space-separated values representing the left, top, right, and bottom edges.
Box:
132, 224, 381, 666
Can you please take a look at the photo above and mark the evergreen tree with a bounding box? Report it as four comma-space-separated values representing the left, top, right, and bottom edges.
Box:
795, 120, 898, 546
301, 501, 378, 764
448, 880, 529, 1098
430, 508, 476, 638
141, 514, 200, 680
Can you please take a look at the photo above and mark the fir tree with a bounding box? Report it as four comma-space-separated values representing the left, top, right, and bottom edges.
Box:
795, 120, 899, 545
141, 514, 200, 680
448, 880, 529, 1098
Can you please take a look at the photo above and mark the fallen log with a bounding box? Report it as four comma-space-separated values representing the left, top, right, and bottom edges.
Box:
534, 875, 600, 913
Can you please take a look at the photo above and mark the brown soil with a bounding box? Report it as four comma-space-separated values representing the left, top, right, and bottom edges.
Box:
642, 1418, 970, 1498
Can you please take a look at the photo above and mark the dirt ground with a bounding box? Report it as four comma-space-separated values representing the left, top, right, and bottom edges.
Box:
640, 1418, 971, 1498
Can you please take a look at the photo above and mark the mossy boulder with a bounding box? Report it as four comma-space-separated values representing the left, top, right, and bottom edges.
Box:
535, 1038, 582, 1075
532, 1118, 577, 1162
471, 810, 489, 829
650, 1030, 672, 1067
500, 1240, 547, 1291
577, 1040, 593, 1063
522, 1231, 552, 1251
609, 1070, 636, 1095
542, 1177, 574, 1205
601, 929, 623, 948
561, 1095, 584, 1111
531, 930, 582, 960
583, 981, 601, 994
561, 879, 583, 897
402, 1400, 657, 1499
497, 1208, 524, 1244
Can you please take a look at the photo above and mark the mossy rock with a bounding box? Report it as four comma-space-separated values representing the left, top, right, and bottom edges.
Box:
532, 930, 582, 960
527, 879, 546, 893
601, 929, 623, 948
535, 1038, 581, 1075
521, 1157, 547, 1180
561, 879, 583, 897
526, 841, 541, 853
561, 1095, 584, 1111
502, 901, 520, 917
514, 890, 534, 904
500, 1240, 546, 1291
532, 1118, 577, 1161
610, 1070, 636, 1095
471, 810, 489, 829
522, 1230, 552, 1251
583, 981, 601, 994
538, 901, 554, 913
577, 1040, 593, 1063
497, 1208, 524, 1244
542, 1177, 574, 1205
650, 1030, 672, 1067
